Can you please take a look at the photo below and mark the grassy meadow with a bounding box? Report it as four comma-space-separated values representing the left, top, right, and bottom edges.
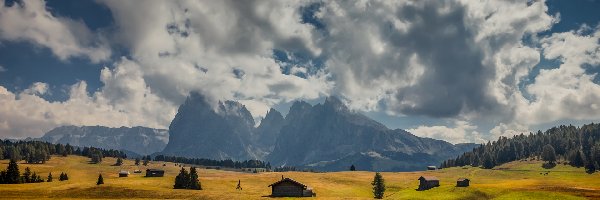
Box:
0, 156, 599, 199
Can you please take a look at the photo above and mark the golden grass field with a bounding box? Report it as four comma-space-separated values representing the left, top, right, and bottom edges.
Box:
0, 155, 599, 199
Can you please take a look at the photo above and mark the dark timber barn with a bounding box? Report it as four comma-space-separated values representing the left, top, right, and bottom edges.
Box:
418, 176, 440, 190
268, 177, 315, 197
145, 169, 164, 177
456, 178, 470, 187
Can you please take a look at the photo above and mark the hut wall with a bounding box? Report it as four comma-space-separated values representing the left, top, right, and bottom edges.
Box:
271, 182, 303, 197
419, 180, 440, 190
456, 180, 469, 187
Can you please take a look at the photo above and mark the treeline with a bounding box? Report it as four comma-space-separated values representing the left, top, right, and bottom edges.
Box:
441, 123, 600, 173
0, 140, 127, 164
153, 155, 271, 169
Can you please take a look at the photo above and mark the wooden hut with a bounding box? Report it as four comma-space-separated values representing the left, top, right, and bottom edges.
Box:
427, 166, 437, 170
456, 178, 470, 187
118, 170, 130, 177
145, 169, 164, 177
418, 176, 440, 190
268, 177, 315, 197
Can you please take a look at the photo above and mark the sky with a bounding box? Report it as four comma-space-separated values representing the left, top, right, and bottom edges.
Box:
0, 0, 600, 144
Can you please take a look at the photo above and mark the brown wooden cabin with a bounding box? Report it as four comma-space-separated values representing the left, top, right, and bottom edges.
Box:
418, 176, 440, 190
268, 177, 315, 197
456, 178, 470, 187
118, 171, 130, 177
145, 169, 164, 177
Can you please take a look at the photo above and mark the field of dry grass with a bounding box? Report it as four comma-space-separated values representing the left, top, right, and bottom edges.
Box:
0, 156, 599, 199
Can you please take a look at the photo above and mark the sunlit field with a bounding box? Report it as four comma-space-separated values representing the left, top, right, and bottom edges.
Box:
0, 156, 598, 199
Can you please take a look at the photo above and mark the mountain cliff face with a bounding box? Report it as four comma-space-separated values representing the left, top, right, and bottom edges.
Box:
266, 97, 478, 171
40, 126, 168, 155
161, 92, 258, 160
161, 93, 477, 171
254, 108, 285, 150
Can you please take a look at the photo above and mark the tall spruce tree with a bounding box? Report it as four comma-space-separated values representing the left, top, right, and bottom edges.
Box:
541, 144, 557, 164
97, 174, 104, 185
135, 158, 140, 166
482, 153, 495, 169
371, 172, 385, 199
47, 172, 53, 182
571, 151, 585, 168
174, 167, 189, 189
23, 167, 31, 183
6, 159, 20, 184
115, 158, 123, 166
189, 167, 202, 190
350, 165, 356, 171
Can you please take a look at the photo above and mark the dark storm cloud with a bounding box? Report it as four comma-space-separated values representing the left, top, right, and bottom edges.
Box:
390, 2, 496, 117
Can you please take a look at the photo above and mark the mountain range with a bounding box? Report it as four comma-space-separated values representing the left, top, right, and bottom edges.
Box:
39, 125, 168, 156
159, 92, 478, 171
38, 92, 478, 171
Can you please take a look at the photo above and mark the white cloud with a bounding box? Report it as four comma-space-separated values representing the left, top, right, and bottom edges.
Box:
0, 0, 111, 62
0, 75, 175, 138
0, 65, 6, 72
407, 120, 485, 144
516, 27, 600, 124
98, 0, 332, 117
22, 82, 49, 95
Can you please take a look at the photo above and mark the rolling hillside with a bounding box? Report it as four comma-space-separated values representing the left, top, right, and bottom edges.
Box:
0, 155, 598, 199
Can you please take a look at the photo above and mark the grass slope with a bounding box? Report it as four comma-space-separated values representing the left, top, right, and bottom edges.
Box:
0, 156, 599, 199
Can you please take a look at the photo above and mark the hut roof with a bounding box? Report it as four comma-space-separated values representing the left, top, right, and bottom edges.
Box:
457, 178, 469, 181
119, 171, 130, 174
419, 176, 439, 181
268, 178, 308, 189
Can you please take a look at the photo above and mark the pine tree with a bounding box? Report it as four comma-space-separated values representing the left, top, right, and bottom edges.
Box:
135, 158, 140, 166
471, 154, 480, 167
350, 165, 356, 171
189, 167, 202, 190
585, 160, 596, 174
143, 156, 149, 166
64, 173, 69, 180
371, 172, 385, 199
571, 151, 585, 168
31, 172, 38, 183
173, 167, 189, 189
47, 172, 53, 182
59, 172, 65, 181
6, 160, 20, 184
23, 167, 31, 183
482, 153, 495, 169
36, 175, 43, 183
115, 158, 123, 166
97, 174, 104, 185
541, 144, 557, 164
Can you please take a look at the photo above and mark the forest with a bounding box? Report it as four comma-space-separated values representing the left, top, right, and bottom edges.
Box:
442, 123, 600, 173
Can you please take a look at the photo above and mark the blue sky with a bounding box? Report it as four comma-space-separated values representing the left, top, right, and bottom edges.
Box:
1, 0, 600, 143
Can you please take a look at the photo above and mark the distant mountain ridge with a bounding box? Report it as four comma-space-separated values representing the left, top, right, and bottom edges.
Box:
161, 92, 478, 171
39, 125, 168, 156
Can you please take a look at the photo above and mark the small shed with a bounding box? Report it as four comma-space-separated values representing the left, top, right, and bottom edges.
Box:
133, 169, 142, 173
145, 169, 165, 177
456, 178, 470, 187
268, 177, 315, 197
119, 170, 130, 177
427, 166, 437, 170
418, 176, 440, 190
